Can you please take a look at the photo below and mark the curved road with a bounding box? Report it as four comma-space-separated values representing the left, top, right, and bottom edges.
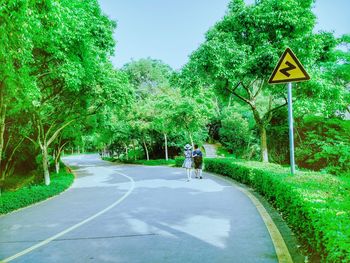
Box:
1, 154, 289, 262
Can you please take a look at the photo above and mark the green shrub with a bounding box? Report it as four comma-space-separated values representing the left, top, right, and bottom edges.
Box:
296, 116, 350, 175
219, 108, 254, 157
175, 157, 184, 167
120, 159, 175, 166
204, 158, 350, 262
102, 157, 117, 162
0, 169, 74, 215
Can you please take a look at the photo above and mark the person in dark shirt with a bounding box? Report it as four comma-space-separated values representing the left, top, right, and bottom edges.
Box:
192, 144, 203, 179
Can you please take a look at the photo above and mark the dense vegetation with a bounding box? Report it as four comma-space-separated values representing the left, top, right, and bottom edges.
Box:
0, 0, 349, 260
0, 0, 131, 192
102, 0, 349, 177
1, 0, 348, 190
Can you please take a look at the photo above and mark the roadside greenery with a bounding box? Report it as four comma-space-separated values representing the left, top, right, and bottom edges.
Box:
0, 0, 130, 191
1, 0, 349, 260
102, 0, 349, 178
174, 157, 350, 262
121, 159, 175, 166
0, 169, 74, 214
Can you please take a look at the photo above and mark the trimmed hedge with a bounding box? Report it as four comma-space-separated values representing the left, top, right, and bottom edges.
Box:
0, 169, 74, 215
174, 157, 350, 262
102, 157, 117, 162
118, 158, 176, 166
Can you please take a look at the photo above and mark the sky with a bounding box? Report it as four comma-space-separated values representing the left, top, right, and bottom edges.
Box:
98, 0, 350, 70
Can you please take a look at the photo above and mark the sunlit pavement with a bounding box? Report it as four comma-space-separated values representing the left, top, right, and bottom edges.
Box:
0, 154, 279, 262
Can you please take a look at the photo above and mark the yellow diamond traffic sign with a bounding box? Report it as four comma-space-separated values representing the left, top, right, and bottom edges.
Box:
268, 47, 310, 84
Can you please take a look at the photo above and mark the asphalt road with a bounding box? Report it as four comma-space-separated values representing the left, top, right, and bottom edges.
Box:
0, 154, 284, 263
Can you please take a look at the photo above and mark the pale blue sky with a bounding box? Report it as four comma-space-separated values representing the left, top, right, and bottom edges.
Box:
98, 0, 350, 70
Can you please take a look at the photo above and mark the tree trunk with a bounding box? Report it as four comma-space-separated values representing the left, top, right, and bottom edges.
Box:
82, 136, 85, 153
0, 85, 7, 194
189, 133, 194, 150
228, 94, 232, 107
143, 138, 149, 161
164, 133, 168, 161
125, 144, 129, 160
0, 94, 6, 179
55, 161, 59, 174
251, 106, 269, 163
3, 138, 24, 180
55, 144, 66, 174
132, 140, 136, 160
260, 126, 269, 162
42, 145, 50, 185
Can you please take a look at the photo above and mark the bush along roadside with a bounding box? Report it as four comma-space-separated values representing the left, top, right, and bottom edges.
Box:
104, 157, 176, 166
0, 168, 74, 215
180, 157, 349, 262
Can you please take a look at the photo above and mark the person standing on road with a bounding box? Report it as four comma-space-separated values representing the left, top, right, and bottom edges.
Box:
182, 144, 193, 181
192, 144, 203, 179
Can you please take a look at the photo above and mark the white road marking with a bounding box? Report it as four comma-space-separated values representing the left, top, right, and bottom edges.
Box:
2, 171, 135, 263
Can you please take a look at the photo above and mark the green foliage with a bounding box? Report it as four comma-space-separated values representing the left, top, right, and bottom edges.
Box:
102, 157, 117, 162
1, 173, 37, 192
266, 108, 289, 164
121, 159, 175, 166
122, 58, 173, 99
0, 169, 74, 214
219, 107, 253, 157
216, 146, 236, 158
204, 158, 350, 262
296, 116, 350, 175
0, 0, 131, 185
127, 148, 145, 160
179, 0, 348, 163
175, 156, 185, 167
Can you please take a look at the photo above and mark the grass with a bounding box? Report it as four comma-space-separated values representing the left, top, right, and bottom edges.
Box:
0, 168, 74, 215
1, 173, 37, 192
216, 146, 236, 158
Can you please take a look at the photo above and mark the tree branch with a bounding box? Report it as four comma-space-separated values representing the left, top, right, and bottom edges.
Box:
253, 79, 265, 99
37, 71, 52, 79
241, 80, 254, 100
3, 138, 24, 178
225, 81, 254, 107
25, 136, 39, 147
263, 99, 288, 123
47, 119, 75, 146
55, 141, 69, 163
45, 121, 57, 142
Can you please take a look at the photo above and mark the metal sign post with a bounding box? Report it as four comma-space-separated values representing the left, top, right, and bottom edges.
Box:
268, 47, 310, 175
287, 82, 295, 175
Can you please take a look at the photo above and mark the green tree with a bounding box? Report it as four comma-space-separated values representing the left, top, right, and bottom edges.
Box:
182, 0, 346, 163
122, 58, 173, 99
26, 0, 117, 185
0, 1, 41, 189
219, 107, 253, 157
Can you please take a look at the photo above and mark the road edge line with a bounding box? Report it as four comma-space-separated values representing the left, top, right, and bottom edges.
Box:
1, 171, 135, 263
210, 173, 293, 263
